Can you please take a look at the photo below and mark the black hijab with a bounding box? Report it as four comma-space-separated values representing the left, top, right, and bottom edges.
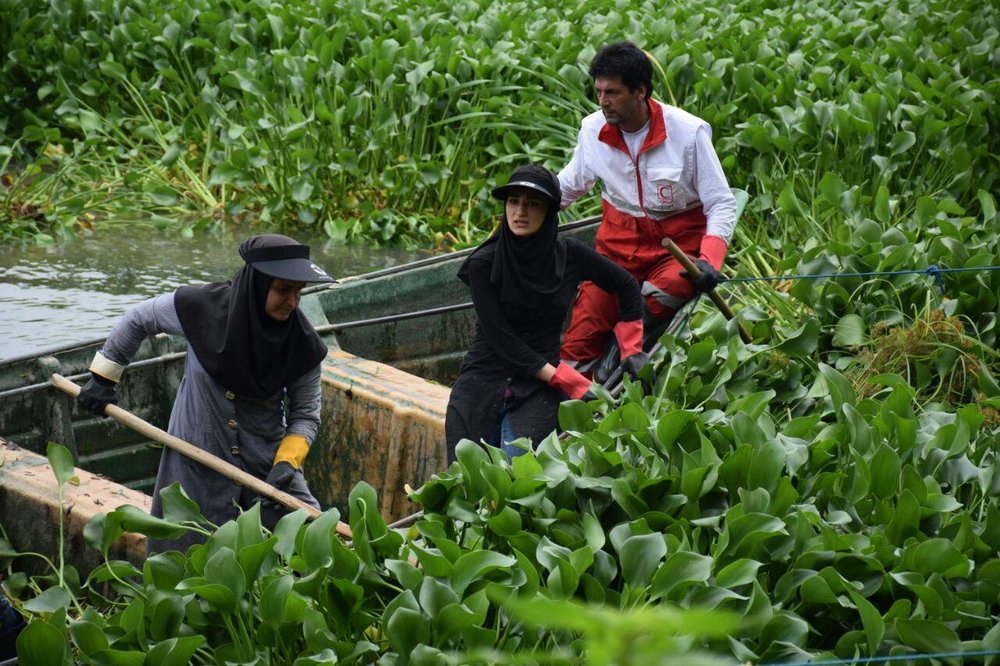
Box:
459, 165, 567, 308
174, 235, 329, 399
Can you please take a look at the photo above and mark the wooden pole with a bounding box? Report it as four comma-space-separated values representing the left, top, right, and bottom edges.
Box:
51, 373, 352, 539
662, 238, 752, 344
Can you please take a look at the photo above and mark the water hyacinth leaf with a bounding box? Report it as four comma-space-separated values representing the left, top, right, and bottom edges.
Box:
759, 612, 810, 650
832, 314, 866, 347
582, 513, 606, 552
46, 442, 77, 487
97, 60, 127, 82
150, 186, 178, 206
777, 182, 807, 218
486, 505, 521, 536
818, 171, 848, 212
409, 543, 453, 578
889, 130, 916, 155
83, 511, 123, 556
419, 576, 459, 618
619, 533, 666, 588
843, 403, 873, 455
559, 399, 596, 433
114, 504, 188, 539
481, 463, 512, 503
650, 551, 713, 601
723, 513, 787, 559
984, 623, 1000, 666
455, 438, 491, 498
874, 185, 892, 223
548, 558, 581, 599
728, 391, 777, 422
870, 444, 901, 498
70, 620, 109, 656
906, 538, 971, 579
434, 603, 479, 643
775, 317, 819, 356
149, 595, 185, 642
385, 606, 429, 659
848, 588, 885, 654
157, 482, 208, 525
747, 438, 784, 492
715, 558, 763, 589
681, 465, 712, 500
815, 363, 856, 412
204, 549, 244, 598
23, 585, 72, 614
16, 620, 68, 665
260, 575, 294, 629
183, 580, 236, 612
611, 477, 649, 518
302, 508, 342, 570
977, 189, 997, 223
272, 509, 310, 558
654, 409, 700, 450
895, 619, 961, 655
290, 176, 314, 203
799, 574, 838, 605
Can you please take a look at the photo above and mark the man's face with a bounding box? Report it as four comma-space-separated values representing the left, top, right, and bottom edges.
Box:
265, 278, 306, 321
594, 76, 648, 131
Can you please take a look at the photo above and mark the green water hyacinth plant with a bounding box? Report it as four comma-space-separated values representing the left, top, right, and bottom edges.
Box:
6, 447, 738, 664
6, 303, 1000, 662
1, 0, 997, 246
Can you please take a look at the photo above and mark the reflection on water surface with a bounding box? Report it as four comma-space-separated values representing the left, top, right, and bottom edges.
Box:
0, 228, 430, 360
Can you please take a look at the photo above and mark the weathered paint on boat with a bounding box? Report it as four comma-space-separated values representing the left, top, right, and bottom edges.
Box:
0, 439, 149, 572
314, 350, 449, 521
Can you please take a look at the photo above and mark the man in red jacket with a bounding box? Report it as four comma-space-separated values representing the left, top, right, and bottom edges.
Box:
558, 41, 737, 368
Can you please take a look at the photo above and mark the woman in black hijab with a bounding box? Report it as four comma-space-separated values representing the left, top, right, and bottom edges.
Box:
445, 164, 647, 462
77, 235, 336, 553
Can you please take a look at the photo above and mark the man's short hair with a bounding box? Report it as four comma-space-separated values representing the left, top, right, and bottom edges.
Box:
588, 41, 653, 100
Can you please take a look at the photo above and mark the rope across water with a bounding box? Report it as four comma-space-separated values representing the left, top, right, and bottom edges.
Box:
722, 264, 1000, 294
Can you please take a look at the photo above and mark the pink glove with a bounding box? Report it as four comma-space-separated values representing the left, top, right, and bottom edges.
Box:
548, 362, 594, 400
698, 235, 729, 271
613, 320, 643, 360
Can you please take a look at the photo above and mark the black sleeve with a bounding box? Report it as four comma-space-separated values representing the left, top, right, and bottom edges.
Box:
466, 257, 550, 376
567, 239, 642, 321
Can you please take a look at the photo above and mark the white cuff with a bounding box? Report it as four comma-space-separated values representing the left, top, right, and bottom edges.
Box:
89, 352, 124, 383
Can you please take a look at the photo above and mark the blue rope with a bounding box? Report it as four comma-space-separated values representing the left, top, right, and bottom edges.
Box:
760, 649, 1000, 666
723, 265, 1000, 295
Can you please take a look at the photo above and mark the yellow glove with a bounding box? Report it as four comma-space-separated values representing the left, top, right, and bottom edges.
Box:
273, 434, 310, 469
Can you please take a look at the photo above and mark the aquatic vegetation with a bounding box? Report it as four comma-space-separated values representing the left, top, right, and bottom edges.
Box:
6, 292, 1000, 662
1, 0, 997, 248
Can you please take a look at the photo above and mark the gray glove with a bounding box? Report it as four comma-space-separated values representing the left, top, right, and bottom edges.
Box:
263, 461, 296, 492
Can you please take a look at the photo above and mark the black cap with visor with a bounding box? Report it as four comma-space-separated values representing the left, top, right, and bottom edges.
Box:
491, 165, 562, 208
241, 236, 336, 283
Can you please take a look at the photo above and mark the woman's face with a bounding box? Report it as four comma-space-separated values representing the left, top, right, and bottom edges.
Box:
265, 278, 306, 321
505, 188, 549, 237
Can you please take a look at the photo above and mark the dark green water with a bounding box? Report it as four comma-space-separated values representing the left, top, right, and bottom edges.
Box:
0, 228, 430, 360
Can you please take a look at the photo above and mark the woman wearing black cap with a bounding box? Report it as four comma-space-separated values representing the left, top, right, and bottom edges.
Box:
77, 234, 336, 553
445, 164, 646, 462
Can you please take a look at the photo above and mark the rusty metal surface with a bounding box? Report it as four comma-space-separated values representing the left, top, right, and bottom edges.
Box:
310, 350, 449, 522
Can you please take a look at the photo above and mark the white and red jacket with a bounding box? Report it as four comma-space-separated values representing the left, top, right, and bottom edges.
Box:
558, 99, 736, 270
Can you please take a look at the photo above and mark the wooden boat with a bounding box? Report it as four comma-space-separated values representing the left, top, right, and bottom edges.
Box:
0, 190, 749, 571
